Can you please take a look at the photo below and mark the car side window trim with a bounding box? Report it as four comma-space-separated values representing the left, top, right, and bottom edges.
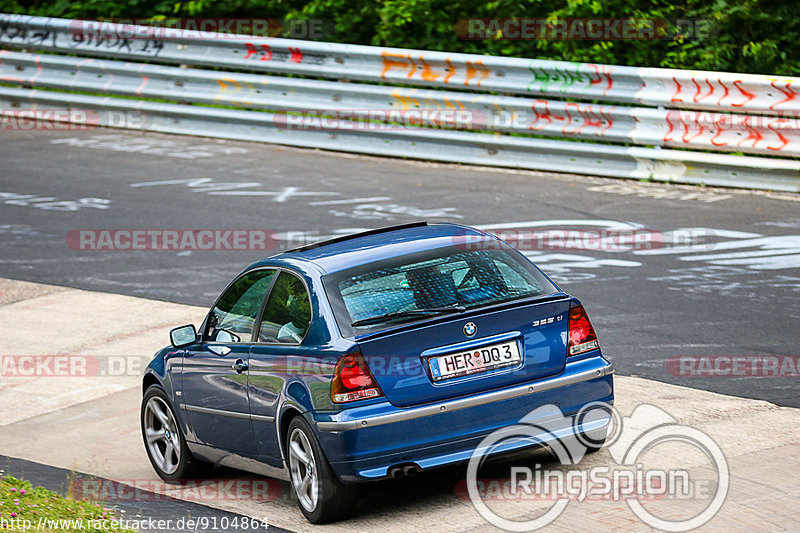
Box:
202, 267, 278, 346
250, 270, 280, 342
251, 267, 314, 346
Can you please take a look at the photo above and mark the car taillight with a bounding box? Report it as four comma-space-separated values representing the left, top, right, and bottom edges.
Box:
331, 349, 384, 403
568, 304, 599, 356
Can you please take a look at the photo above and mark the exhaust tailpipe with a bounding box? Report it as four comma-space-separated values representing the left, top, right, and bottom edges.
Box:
402, 465, 418, 477
388, 463, 420, 479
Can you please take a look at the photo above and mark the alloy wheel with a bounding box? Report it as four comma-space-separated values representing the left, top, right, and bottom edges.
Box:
143, 396, 181, 475
289, 427, 319, 512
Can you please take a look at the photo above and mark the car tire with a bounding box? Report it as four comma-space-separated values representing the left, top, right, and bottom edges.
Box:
578, 427, 607, 454
287, 416, 358, 524
141, 384, 208, 481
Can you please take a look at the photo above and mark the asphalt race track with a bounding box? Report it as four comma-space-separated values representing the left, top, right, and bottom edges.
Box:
2, 128, 798, 407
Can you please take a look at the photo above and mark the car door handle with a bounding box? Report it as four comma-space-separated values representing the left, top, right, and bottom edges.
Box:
208, 345, 231, 356
232, 359, 249, 373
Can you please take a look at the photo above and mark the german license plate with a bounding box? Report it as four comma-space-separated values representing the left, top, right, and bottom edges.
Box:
428, 340, 521, 382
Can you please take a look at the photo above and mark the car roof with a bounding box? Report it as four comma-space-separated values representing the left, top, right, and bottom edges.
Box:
250, 222, 494, 275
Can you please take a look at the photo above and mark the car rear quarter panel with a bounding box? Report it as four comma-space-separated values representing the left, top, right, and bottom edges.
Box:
312, 354, 613, 481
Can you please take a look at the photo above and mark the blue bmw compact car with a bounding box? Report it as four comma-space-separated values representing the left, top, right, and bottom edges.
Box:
141, 222, 614, 523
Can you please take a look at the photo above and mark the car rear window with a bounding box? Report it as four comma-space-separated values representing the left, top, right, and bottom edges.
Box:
323, 244, 557, 336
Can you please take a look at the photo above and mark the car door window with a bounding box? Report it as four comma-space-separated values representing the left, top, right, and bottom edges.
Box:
258, 271, 311, 344
206, 269, 276, 342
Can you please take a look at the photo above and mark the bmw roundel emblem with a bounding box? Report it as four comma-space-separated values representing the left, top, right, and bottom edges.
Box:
463, 322, 477, 337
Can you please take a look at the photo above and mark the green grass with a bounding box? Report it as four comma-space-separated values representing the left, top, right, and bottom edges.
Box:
0, 474, 135, 533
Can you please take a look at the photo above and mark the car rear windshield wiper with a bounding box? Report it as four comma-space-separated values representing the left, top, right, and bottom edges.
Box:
351, 306, 465, 327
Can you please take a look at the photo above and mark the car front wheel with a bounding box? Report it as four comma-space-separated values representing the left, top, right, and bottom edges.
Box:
287, 416, 358, 523
141, 384, 206, 481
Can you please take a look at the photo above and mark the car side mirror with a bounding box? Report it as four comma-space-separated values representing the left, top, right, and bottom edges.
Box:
170, 324, 197, 348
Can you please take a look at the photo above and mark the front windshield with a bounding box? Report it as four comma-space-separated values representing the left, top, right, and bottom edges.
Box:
323, 244, 558, 336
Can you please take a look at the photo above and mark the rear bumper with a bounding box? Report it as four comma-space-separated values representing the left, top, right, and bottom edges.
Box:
311, 354, 614, 482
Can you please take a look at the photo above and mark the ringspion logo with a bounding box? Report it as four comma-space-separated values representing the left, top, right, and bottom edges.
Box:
465, 403, 729, 531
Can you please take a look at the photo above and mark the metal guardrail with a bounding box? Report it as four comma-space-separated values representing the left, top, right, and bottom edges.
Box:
2, 14, 799, 114
2, 86, 798, 192
2, 50, 798, 158
1, 14, 799, 191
